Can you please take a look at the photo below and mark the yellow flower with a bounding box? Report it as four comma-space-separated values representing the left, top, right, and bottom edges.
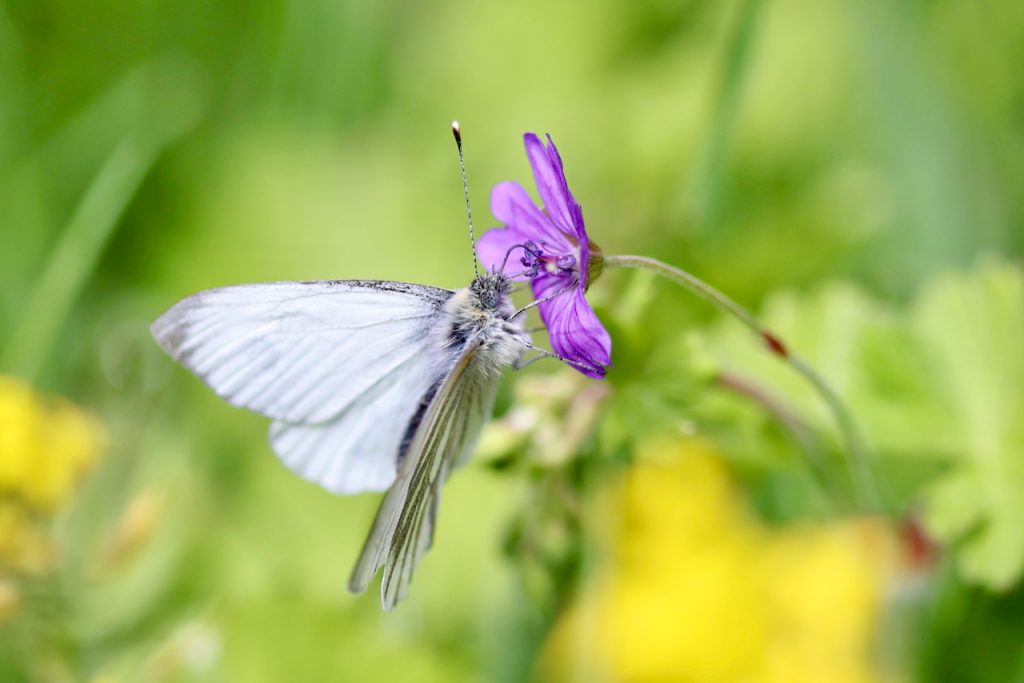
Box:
0, 375, 105, 511
0, 375, 105, 584
0, 377, 38, 489
544, 438, 899, 683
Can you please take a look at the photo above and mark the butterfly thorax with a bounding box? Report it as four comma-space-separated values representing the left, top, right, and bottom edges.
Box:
438, 273, 526, 376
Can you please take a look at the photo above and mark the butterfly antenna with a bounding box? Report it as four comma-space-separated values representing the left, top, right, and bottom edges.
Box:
452, 121, 480, 279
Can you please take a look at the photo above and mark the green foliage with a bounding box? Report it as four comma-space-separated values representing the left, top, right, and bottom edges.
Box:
913, 265, 1024, 589
700, 263, 1024, 589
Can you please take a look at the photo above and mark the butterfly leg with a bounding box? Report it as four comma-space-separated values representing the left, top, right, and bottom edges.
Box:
513, 339, 594, 374
513, 353, 547, 370
511, 281, 577, 319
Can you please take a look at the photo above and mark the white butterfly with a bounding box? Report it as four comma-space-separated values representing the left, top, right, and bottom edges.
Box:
152, 274, 535, 609
150, 124, 575, 609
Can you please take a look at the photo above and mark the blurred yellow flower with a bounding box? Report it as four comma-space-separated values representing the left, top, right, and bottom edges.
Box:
544, 438, 899, 683
0, 375, 105, 581
0, 375, 105, 511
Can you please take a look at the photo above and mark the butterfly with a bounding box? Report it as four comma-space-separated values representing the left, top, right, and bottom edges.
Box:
150, 124, 578, 610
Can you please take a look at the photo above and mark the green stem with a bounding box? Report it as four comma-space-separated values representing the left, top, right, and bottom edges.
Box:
716, 370, 836, 511
604, 253, 882, 513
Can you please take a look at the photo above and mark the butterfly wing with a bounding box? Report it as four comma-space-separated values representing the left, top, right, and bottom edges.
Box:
152, 280, 453, 493
348, 338, 499, 609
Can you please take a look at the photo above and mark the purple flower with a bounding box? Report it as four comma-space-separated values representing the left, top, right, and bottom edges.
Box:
476, 133, 611, 379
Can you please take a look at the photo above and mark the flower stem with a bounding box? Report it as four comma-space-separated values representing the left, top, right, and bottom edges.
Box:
604, 253, 882, 513
716, 370, 835, 509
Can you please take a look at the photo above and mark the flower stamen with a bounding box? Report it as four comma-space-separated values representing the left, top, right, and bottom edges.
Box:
498, 243, 535, 274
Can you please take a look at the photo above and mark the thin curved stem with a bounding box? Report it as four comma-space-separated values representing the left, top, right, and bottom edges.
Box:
604, 253, 882, 512
716, 370, 834, 508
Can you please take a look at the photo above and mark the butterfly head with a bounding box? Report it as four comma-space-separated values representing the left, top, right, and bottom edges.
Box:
469, 272, 512, 312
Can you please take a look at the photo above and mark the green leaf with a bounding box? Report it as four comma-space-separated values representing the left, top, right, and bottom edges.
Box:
912, 264, 1024, 589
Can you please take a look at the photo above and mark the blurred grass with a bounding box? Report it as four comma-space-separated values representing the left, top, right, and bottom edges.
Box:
1, 0, 1023, 681
689, 0, 760, 232
4, 133, 160, 380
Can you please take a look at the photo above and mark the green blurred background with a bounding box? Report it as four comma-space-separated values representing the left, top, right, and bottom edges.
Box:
2, 0, 1023, 681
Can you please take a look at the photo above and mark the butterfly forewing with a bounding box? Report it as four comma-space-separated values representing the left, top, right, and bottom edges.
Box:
152, 280, 453, 494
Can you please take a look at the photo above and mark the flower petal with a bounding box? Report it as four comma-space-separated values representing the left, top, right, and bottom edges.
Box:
524, 134, 584, 240
532, 274, 611, 379
476, 225, 535, 278
491, 181, 571, 250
